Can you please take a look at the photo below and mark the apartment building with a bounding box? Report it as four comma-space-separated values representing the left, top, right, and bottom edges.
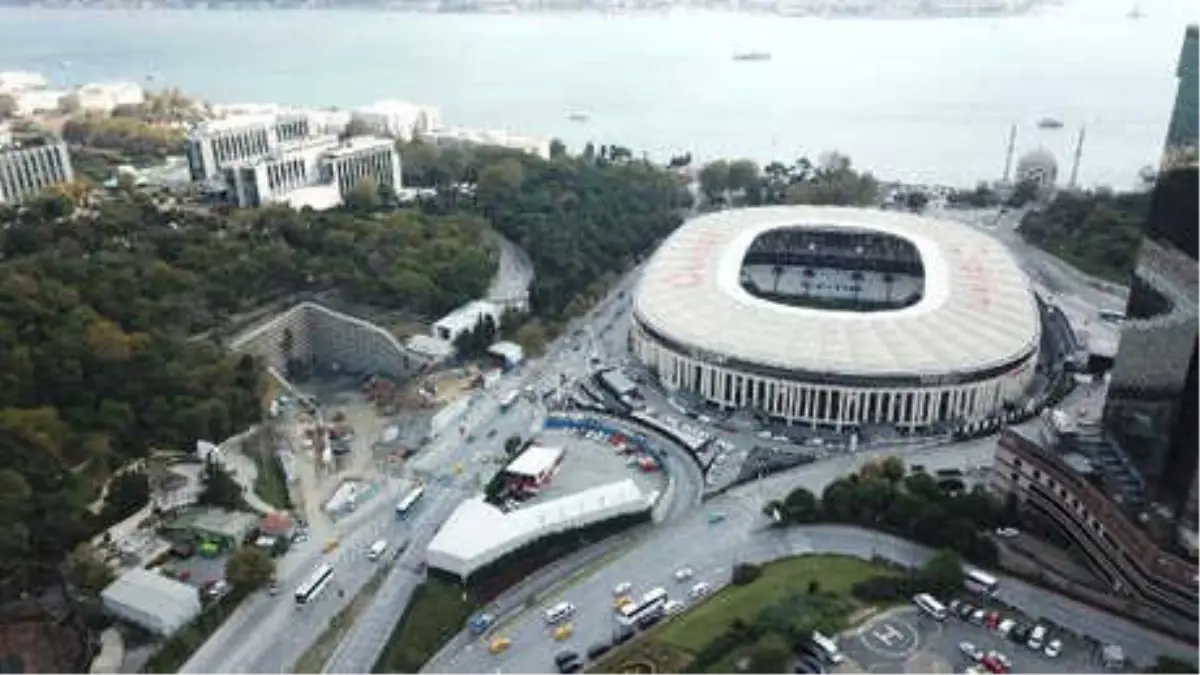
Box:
350, 100, 441, 142
989, 25, 1199, 624
222, 136, 340, 208
992, 428, 1198, 620
0, 140, 75, 205
222, 135, 402, 209
320, 136, 403, 200
185, 112, 316, 184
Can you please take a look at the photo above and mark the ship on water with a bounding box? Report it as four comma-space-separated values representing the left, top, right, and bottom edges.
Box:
1037, 117, 1064, 130
733, 51, 772, 62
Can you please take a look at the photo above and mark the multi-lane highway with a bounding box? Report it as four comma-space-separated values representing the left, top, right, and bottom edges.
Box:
425, 421, 1194, 675
184, 202, 1149, 675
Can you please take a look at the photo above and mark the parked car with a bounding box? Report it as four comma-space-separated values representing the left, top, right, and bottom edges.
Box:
613, 581, 632, 596
674, 567, 694, 582
555, 651, 579, 668
969, 609, 986, 625
664, 600, 686, 615
995, 527, 1020, 538
1044, 639, 1063, 658
957, 603, 976, 620
635, 611, 664, 630
688, 582, 712, 599
959, 641, 984, 662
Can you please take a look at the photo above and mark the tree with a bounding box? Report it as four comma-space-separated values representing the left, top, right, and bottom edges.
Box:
747, 633, 791, 674
100, 469, 150, 525
345, 176, 382, 212
504, 435, 523, 456
225, 546, 275, 591
904, 191, 929, 212
918, 549, 965, 596
0, 93, 16, 119
727, 159, 761, 197
67, 543, 115, 596
698, 160, 730, 202
782, 486, 820, 523
1006, 179, 1039, 207
341, 117, 373, 139
514, 319, 549, 355
548, 138, 567, 160
198, 458, 244, 511
879, 455, 906, 483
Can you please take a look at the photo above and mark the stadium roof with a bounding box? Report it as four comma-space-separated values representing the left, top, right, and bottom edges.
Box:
426, 479, 651, 579
505, 445, 564, 479
634, 205, 1040, 377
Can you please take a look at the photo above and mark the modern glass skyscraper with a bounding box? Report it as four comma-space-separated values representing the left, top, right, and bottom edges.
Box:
1102, 24, 1199, 547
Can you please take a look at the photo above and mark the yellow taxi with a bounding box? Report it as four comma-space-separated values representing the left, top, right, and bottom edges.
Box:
323, 539, 340, 553
553, 623, 574, 641
613, 595, 633, 610
488, 637, 511, 654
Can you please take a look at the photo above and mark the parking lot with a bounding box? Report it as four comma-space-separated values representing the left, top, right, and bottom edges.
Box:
841, 604, 1122, 674
530, 428, 666, 503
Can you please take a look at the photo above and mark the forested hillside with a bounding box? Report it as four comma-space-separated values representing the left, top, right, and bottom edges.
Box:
0, 189, 495, 588
400, 140, 693, 318
1017, 188, 1150, 284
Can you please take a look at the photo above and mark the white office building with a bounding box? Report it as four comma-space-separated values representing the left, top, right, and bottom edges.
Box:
421, 126, 551, 159
0, 140, 75, 205
223, 136, 340, 208
72, 82, 146, 113
350, 100, 441, 142
321, 136, 403, 200
185, 112, 318, 184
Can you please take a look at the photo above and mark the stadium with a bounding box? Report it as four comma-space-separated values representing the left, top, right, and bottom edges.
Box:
631, 205, 1042, 431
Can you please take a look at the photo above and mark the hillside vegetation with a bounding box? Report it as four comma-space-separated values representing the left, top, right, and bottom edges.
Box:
1017, 188, 1150, 284
0, 190, 495, 591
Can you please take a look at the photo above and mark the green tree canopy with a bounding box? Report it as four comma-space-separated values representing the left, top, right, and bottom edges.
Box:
225, 546, 275, 591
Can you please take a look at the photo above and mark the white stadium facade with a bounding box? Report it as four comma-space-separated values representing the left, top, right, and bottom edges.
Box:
631, 205, 1042, 432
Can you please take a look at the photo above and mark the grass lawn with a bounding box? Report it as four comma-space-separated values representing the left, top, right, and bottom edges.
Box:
372, 579, 477, 673
252, 451, 293, 511
655, 555, 891, 653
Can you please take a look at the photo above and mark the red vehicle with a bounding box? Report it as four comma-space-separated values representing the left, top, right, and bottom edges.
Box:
985, 612, 1001, 629
981, 656, 1008, 674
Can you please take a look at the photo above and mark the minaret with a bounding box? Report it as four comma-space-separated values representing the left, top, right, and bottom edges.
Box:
1002, 124, 1017, 184
1068, 126, 1086, 189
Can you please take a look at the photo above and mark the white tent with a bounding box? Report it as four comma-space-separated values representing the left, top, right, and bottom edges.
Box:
426, 479, 650, 579
101, 569, 202, 637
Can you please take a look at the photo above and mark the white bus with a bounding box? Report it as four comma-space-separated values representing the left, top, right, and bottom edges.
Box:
618, 587, 668, 624
810, 631, 845, 664
965, 569, 999, 596
912, 593, 949, 620
396, 486, 425, 519
295, 563, 334, 605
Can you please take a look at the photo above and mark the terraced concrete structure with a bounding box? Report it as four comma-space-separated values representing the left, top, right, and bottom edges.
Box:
229, 301, 420, 381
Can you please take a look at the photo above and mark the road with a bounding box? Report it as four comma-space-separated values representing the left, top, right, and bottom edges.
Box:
318, 267, 657, 674
428, 439, 1195, 675
487, 234, 536, 310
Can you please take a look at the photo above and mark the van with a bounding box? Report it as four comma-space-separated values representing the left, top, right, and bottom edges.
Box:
544, 601, 576, 624
367, 539, 388, 562
1026, 625, 1047, 650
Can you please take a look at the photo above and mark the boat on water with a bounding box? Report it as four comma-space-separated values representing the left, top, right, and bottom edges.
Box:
1037, 117, 1064, 130
1128, 2, 1144, 19
567, 112, 589, 122
733, 51, 772, 62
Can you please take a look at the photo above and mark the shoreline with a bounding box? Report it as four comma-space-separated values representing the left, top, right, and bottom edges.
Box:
0, 4, 1044, 19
